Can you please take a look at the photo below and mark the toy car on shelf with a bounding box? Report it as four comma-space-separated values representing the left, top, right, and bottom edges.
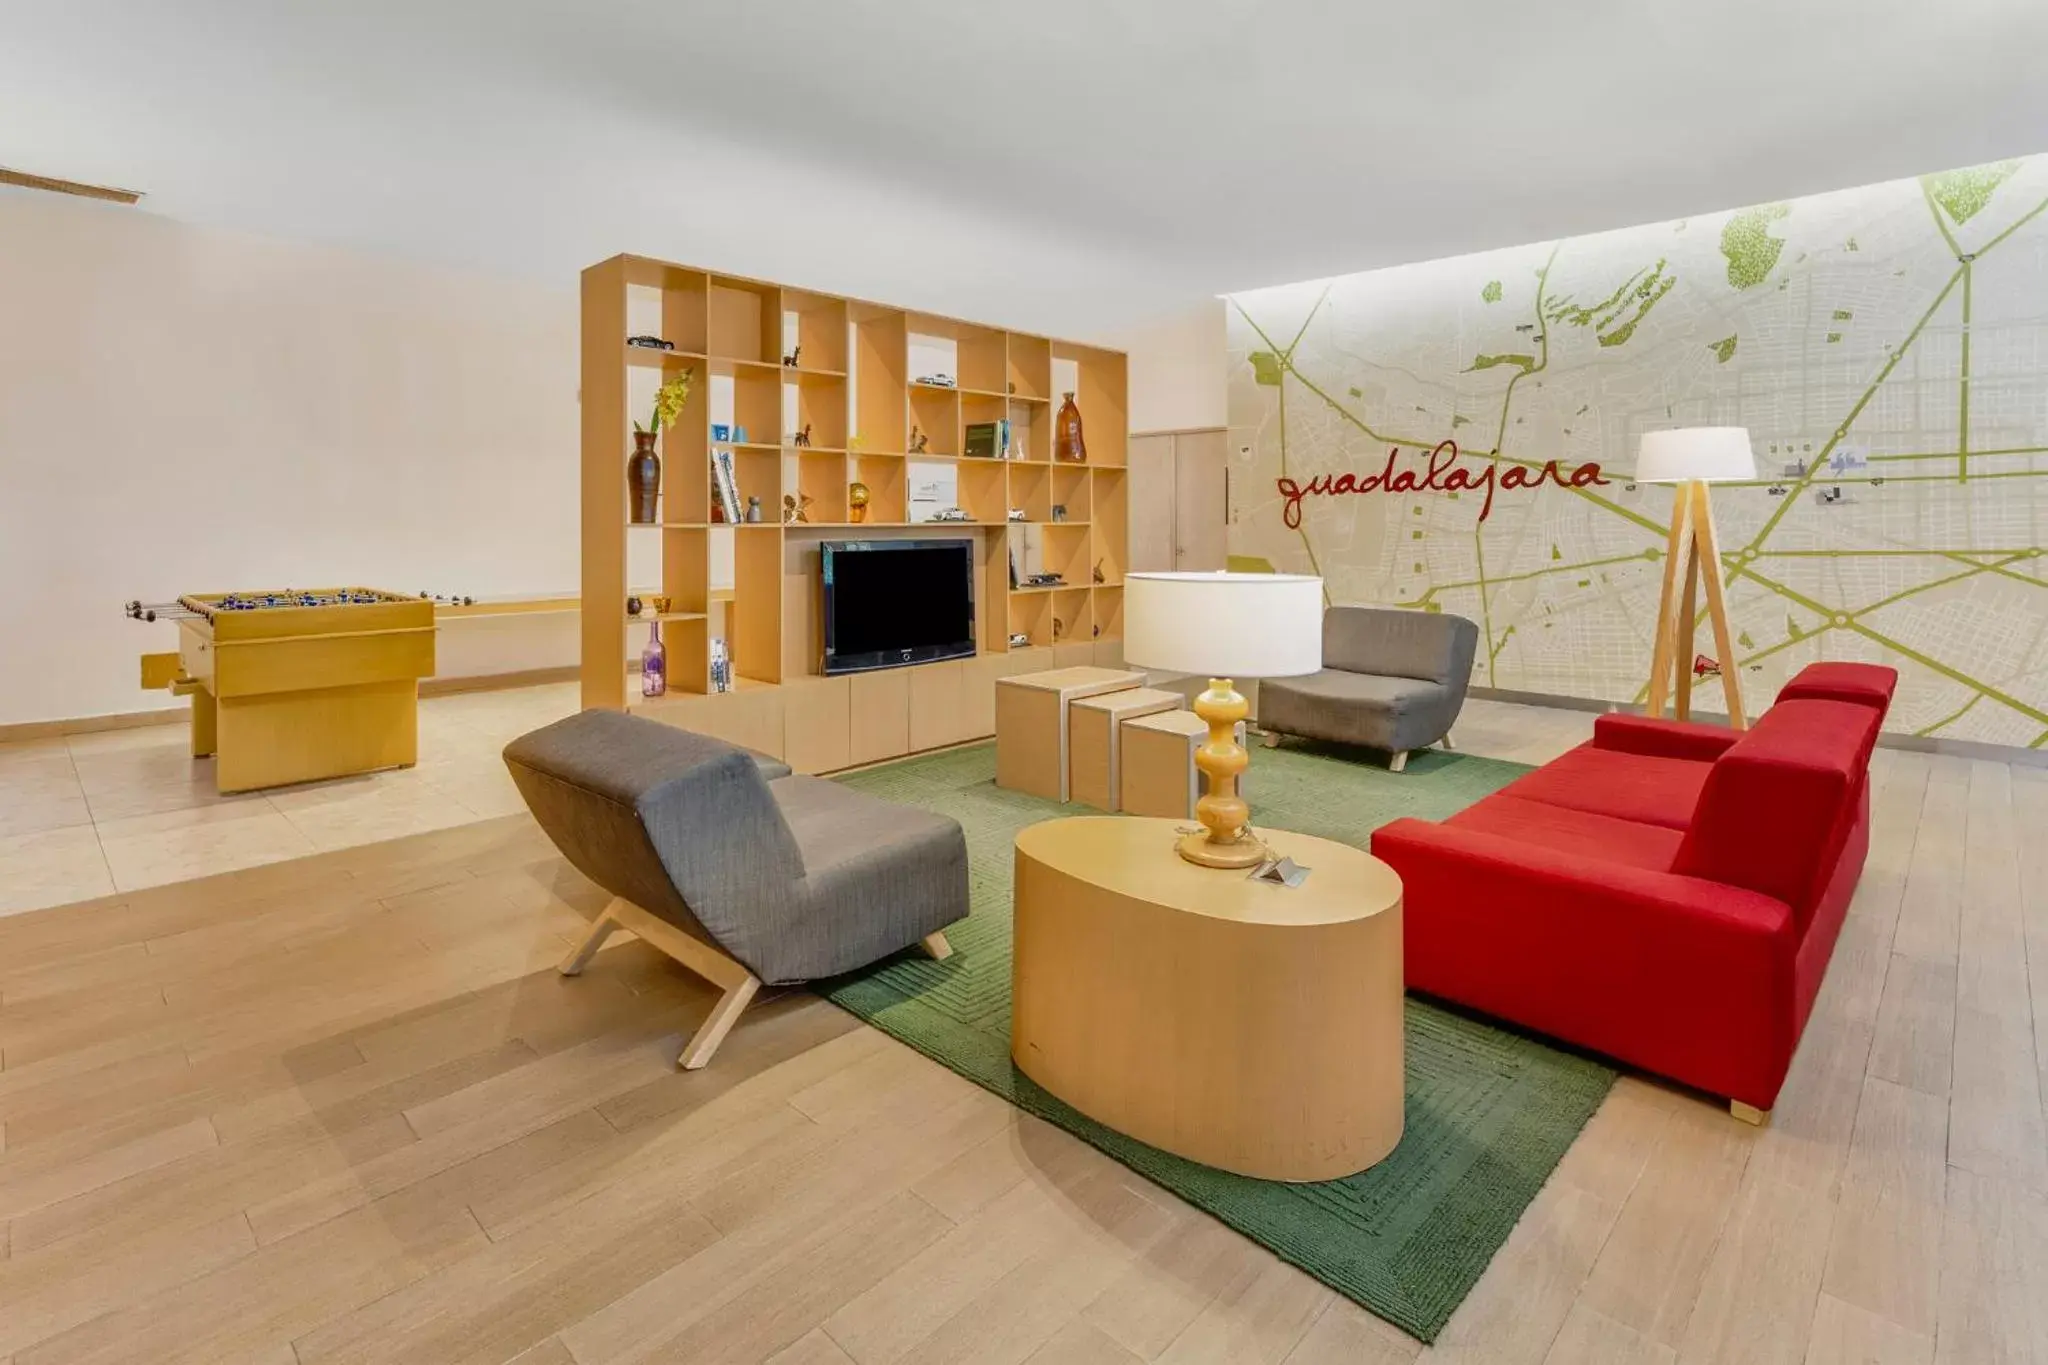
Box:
626, 335, 675, 351
929, 506, 973, 523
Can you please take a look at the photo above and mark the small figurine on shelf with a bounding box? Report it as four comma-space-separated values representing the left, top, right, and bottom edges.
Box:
1008, 631, 1031, 648
1007, 508, 1027, 522
1092, 559, 1107, 585
908, 425, 929, 454
1051, 504, 1067, 523
709, 638, 732, 694
792, 423, 813, 449
641, 622, 667, 699
782, 492, 814, 524
733, 425, 749, 444
1052, 616, 1064, 641
782, 344, 801, 368
626, 595, 643, 618
849, 481, 871, 524
746, 495, 763, 523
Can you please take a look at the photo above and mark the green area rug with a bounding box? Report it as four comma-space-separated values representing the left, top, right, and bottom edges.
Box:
823, 741, 1614, 1342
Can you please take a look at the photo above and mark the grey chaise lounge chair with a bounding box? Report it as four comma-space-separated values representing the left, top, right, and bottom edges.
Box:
1256, 605, 1479, 771
504, 709, 968, 1068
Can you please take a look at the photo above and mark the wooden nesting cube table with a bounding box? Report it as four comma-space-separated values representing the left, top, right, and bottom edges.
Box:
145, 588, 437, 793
994, 666, 1145, 801
1120, 709, 1248, 819
1067, 688, 1182, 810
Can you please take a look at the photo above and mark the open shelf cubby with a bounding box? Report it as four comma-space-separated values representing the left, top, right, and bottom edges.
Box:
583, 254, 1129, 717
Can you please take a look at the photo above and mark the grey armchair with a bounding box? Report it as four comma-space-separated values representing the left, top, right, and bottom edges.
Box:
1256, 606, 1479, 771
504, 710, 967, 1067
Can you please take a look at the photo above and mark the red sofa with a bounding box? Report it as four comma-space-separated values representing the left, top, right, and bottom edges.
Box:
1374, 662, 1897, 1116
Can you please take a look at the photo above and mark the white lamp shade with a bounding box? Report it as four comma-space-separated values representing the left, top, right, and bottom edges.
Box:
1636, 427, 1756, 483
1123, 572, 1324, 678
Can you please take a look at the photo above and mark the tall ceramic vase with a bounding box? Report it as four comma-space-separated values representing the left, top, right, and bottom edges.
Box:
1055, 392, 1087, 463
627, 431, 661, 524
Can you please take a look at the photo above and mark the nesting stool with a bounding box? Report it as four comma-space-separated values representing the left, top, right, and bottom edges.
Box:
1120, 709, 1249, 820
1068, 687, 1183, 810
995, 667, 1144, 801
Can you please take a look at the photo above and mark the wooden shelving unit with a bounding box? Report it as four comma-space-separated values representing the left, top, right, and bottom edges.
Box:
582, 254, 1128, 767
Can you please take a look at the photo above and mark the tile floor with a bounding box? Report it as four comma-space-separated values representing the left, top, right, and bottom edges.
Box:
0, 686, 1600, 920
0, 682, 582, 916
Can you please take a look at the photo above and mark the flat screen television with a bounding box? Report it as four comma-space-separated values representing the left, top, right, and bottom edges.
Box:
820, 539, 977, 676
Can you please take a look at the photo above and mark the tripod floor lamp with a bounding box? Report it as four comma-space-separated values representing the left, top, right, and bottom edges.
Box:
1638, 427, 1755, 728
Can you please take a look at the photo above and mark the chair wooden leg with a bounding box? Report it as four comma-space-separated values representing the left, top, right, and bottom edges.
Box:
1730, 1100, 1770, 1126
1439, 732, 1457, 751
678, 975, 761, 1070
561, 895, 764, 1070
558, 901, 623, 976
921, 931, 954, 961
1389, 750, 1409, 774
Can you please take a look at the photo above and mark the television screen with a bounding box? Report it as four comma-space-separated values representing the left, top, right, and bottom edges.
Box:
821, 540, 977, 675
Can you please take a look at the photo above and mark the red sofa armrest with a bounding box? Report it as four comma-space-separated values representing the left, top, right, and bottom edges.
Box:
1373, 816, 1799, 1109
1594, 712, 1741, 762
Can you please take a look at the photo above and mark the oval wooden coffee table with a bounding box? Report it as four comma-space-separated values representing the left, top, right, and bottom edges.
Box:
1011, 816, 1405, 1182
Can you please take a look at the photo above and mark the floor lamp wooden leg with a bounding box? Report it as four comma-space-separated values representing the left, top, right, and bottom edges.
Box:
1692, 481, 1747, 728
558, 901, 624, 976
1646, 483, 1695, 719
1675, 538, 1700, 723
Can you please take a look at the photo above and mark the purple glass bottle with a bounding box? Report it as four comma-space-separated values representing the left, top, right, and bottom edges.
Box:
641, 622, 666, 698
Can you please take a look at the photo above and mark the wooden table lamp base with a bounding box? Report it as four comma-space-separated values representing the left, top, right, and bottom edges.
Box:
1179, 678, 1269, 869
1646, 480, 1747, 727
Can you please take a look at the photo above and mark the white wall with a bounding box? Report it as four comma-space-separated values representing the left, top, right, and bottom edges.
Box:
1109, 298, 1228, 433
0, 192, 580, 727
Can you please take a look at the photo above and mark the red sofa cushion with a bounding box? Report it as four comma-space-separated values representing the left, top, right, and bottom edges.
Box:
1593, 713, 1742, 763
1673, 699, 1881, 928
1448, 793, 1683, 872
1494, 742, 1709, 830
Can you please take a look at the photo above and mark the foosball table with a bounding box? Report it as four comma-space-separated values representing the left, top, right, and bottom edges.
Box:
132, 589, 438, 793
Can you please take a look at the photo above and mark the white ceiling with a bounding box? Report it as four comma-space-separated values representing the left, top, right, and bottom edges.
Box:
5, 0, 2047, 337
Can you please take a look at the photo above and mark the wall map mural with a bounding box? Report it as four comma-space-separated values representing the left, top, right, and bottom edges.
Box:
1227, 157, 2048, 746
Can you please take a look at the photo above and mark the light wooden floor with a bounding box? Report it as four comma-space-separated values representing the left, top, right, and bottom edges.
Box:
0, 703, 2043, 1364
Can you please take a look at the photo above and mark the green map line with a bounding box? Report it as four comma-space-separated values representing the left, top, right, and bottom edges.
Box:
1870, 446, 2048, 462
1757, 548, 2042, 557
1735, 564, 2048, 729
1960, 261, 1974, 483
1921, 178, 1967, 259
1401, 550, 1657, 606
1719, 469, 2046, 489
1741, 265, 1965, 552
1663, 553, 2031, 686
1917, 694, 1982, 738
